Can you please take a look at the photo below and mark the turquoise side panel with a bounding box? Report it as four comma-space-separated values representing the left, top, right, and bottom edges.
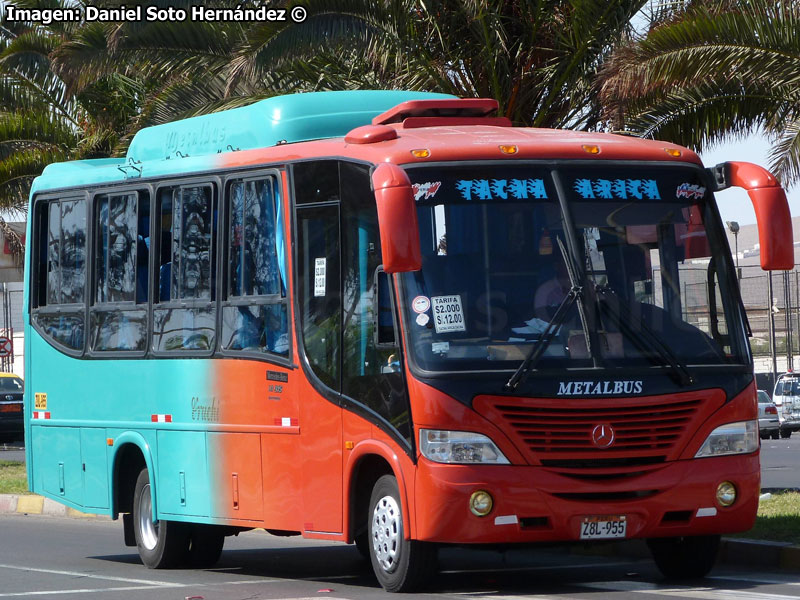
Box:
26, 333, 214, 519
125, 90, 455, 163
81, 428, 110, 509
156, 430, 209, 517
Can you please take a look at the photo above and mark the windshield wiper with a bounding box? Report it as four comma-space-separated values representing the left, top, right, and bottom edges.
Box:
594, 286, 694, 386
503, 285, 581, 391
504, 238, 594, 392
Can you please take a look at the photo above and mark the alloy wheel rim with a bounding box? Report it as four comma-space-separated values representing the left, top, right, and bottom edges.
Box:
138, 483, 159, 550
372, 495, 401, 573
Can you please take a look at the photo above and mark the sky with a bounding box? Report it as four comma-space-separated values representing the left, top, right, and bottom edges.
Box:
698, 132, 798, 228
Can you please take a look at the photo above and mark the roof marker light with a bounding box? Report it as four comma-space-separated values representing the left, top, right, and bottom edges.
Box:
411, 149, 431, 158
665, 148, 682, 157
582, 144, 601, 155
499, 145, 518, 155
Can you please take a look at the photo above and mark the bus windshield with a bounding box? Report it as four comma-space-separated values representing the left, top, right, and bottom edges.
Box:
399, 163, 748, 375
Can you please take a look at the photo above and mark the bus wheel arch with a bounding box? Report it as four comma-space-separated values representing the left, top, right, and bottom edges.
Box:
111, 435, 155, 516
348, 453, 395, 555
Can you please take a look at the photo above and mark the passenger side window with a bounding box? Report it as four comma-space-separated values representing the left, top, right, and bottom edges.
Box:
90, 192, 149, 352
152, 184, 217, 352
32, 197, 88, 351
221, 175, 289, 356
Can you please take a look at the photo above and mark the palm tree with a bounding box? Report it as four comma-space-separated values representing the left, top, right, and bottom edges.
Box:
598, 0, 800, 185
228, 0, 650, 129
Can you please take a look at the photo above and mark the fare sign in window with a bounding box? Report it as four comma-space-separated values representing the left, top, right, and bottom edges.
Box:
314, 258, 326, 297
431, 295, 466, 334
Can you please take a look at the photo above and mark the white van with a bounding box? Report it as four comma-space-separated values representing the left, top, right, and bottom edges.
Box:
772, 373, 800, 438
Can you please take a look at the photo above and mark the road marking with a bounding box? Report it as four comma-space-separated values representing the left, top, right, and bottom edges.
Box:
0, 564, 181, 587
710, 574, 800, 587
575, 580, 800, 600
0, 586, 164, 597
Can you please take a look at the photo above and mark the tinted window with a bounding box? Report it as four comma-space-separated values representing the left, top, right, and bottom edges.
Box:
153, 184, 217, 353
33, 197, 87, 351
340, 163, 411, 443
221, 175, 289, 356
90, 192, 150, 353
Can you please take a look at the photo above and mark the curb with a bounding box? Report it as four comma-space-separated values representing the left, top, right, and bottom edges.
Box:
0, 494, 108, 520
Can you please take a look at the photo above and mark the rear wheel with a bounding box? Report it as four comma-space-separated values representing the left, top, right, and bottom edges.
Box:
132, 468, 189, 568
367, 474, 437, 592
188, 525, 226, 568
781, 429, 792, 439
771, 430, 781, 440
647, 535, 720, 579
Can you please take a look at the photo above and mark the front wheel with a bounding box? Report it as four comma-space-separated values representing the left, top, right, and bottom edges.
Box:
132, 468, 189, 568
647, 535, 720, 579
368, 475, 437, 592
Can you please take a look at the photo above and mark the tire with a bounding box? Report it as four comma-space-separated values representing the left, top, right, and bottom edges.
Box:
647, 535, 720, 579
132, 468, 189, 568
771, 430, 781, 440
354, 531, 370, 559
781, 429, 792, 439
367, 474, 437, 592
188, 525, 226, 568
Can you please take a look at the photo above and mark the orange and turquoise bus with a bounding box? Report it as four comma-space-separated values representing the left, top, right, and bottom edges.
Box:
24, 90, 793, 591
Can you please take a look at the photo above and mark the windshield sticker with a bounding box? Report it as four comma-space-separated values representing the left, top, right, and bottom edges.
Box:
412, 295, 431, 313
676, 183, 706, 199
431, 295, 466, 333
416, 313, 430, 326
573, 178, 660, 200
455, 178, 548, 201
432, 341, 450, 355
413, 181, 442, 201
314, 258, 326, 297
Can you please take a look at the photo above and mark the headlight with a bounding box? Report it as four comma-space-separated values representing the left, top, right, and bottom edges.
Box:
695, 420, 758, 458
420, 429, 510, 464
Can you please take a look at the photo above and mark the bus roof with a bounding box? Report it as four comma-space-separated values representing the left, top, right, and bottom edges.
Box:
31, 90, 701, 195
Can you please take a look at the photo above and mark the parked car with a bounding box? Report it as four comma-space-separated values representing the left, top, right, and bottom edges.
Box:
773, 372, 800, 439
757, 389, 780, 440
0, 373, 23, 442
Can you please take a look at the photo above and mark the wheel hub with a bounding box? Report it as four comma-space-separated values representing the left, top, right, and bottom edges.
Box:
372, 495, 401, 573
137, 483, 159, 550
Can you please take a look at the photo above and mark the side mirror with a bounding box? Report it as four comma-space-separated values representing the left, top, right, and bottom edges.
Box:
371, 163, 422, 273
708, 161, 794, 270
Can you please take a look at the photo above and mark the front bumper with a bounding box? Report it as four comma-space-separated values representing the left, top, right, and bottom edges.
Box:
413, 453, 759, 544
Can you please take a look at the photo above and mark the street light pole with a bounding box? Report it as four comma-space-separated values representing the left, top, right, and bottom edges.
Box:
726, 221, 740, 281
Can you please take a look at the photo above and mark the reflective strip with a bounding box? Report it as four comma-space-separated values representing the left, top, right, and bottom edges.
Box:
274, 417, 298, 427
151, 414, 172, 423
32, 411, 50, 420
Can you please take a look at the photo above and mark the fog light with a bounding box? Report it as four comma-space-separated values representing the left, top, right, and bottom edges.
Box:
469, 490, 493, 516
716, 481, 737, 507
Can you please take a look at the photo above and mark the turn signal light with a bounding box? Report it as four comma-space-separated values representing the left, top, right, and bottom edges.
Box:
582, 144, 601, 155
664, 148, 682, 157
411, 149, 431, 158
499, 145, 518, 155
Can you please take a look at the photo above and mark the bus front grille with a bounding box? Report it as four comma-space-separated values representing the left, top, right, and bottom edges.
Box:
473, 389, 725, 471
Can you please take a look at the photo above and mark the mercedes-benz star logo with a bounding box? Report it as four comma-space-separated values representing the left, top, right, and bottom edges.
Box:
591, 424, 615, 449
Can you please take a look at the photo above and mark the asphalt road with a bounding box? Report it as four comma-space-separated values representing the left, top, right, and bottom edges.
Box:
2, 514, 800, 600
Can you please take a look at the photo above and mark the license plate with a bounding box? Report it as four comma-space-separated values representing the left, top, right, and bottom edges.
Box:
580, 515, 627, 539
0, 404, 21, 413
